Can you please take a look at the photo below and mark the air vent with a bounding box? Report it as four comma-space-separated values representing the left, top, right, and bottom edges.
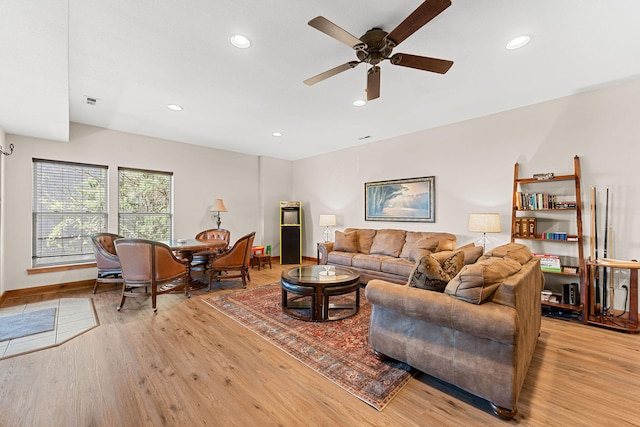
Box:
85, 96, 98, 106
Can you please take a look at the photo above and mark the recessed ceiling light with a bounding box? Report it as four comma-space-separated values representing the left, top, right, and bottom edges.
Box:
167, 104, 183, 111
353, 99, 367, 107
506, 35, 532, 50
230, 34, 251, 49
272, 132, 283, 137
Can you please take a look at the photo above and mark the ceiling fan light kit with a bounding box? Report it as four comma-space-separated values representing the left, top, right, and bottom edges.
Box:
304, 0, 454, 101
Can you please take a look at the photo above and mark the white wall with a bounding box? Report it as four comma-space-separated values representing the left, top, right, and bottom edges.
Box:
259, 156, 293, 256
3, 123, 292, 291
293, 78, 640, 311
0, 127, 5, 295
3, 79, 640, 310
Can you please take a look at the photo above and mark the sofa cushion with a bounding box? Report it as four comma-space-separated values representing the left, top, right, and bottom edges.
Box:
327, 251, 356, 266
369, 229, 406, 257
381, 258, 415, 277
445, 256, 522, 304
357, 229, 377, 254
408, 251, 464, 292
351, 254, 392, 272
334, 230, 358, 253
485, 242, 532, 265
402, 236, 440, 261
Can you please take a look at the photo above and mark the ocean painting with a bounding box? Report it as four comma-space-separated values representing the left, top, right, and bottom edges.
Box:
365, 176, 435, 222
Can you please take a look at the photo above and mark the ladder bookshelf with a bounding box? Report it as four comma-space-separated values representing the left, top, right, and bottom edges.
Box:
511, 155, 585, 318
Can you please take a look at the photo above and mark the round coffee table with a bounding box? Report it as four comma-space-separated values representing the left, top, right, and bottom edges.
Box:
281, 265, 360, 322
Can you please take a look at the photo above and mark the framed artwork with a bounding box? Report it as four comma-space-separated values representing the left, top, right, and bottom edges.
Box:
365, 176, 435, 222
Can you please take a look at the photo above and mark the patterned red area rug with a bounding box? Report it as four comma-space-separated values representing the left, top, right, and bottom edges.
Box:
203, 283, 414, 411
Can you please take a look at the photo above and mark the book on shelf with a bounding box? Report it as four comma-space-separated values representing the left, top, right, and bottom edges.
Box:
533, 172, 555, 180
533, 253, 562, 272
515, 193, 578, 210
514, 217, 536, 237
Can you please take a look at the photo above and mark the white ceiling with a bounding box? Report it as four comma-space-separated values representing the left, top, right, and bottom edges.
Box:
2, 0, 640, 161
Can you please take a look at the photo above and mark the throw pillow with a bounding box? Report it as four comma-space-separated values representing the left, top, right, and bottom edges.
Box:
369, 229, 406, 257
408, 251, 465, 292
444, 256, 522, 304
458, 244, 484, 265
441, 251, 465, 278
334, 231, 358, 253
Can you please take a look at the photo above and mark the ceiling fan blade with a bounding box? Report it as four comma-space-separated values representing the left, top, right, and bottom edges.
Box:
390, 53, 453, 74
385, 0, 451, 47
308, 16, 365, 49
366, 66, 381, 101
304, 61, 360, 86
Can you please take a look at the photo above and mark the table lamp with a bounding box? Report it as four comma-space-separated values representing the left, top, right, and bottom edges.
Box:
319, 214, 337, 242
210, 199, 228, 229
468, 213, 501, 252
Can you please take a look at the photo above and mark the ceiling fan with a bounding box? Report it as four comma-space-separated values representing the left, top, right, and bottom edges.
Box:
303, 0, 454, 101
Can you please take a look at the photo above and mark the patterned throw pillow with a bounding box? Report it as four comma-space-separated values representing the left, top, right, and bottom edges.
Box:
408, 251, 465, 292
334, 231, 358, 253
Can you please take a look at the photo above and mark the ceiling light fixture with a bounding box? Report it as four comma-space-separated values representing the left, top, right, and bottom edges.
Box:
506, 35, 532, 50
167, 104, 183, 111
230, 34, 251, 49
272, 132, 283, 137
353, 99, 366, 107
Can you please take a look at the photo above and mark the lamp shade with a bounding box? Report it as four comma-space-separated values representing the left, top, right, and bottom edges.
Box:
210, 199, 228, 212
319, 214, 336, 227
468, 213, 501, 233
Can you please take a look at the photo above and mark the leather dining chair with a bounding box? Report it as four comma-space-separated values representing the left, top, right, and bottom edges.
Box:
208, 232, 255, 290
191, 229, 231, 278
90, 233, 124, 294
114, 238, 191, 312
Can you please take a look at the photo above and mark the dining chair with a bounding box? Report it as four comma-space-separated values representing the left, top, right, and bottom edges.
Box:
114, 238, 191, 312
90, 233, 124, 294
191, 229, 231, 278
208, 231, 256, 290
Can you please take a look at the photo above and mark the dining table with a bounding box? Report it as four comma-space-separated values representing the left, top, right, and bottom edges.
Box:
159, 238, 229, 289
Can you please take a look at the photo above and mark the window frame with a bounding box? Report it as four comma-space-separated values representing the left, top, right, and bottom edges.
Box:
32, 158, 108, 267
117, 167, 174, 241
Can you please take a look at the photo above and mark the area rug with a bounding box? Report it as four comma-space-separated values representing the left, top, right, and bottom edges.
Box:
203, 283, 414, 411
0, 308, 56, 341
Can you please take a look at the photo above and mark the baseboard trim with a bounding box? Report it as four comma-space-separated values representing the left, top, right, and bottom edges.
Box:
0, 279, 95, 305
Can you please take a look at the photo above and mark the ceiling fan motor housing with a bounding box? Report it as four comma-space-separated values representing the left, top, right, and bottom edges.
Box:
356, 28, 393, 65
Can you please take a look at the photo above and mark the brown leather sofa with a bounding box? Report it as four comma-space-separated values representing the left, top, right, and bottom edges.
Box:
365, 243, 544, 419
318, 228, 462, 284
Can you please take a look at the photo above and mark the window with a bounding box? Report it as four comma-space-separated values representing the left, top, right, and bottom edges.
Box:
32, 159, 108, 267
118, 167, 173, 240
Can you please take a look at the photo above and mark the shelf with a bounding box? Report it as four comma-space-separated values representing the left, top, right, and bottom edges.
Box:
513, 236, 579, 242
542, 300, 581, 311
512, 156, 585, 322
515, 174, 577, 184
514, 208, 576, 211
541, 270, 580, 277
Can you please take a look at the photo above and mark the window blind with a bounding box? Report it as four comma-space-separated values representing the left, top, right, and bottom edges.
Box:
32, 159, 108, 266
118, 167, 173, 240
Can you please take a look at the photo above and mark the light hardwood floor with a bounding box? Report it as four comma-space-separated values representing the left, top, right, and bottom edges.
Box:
1, 261, 639, 426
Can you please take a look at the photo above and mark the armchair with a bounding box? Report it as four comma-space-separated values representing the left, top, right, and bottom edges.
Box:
191, 229, 231, 278
114, 238, 191, 312
90, 233, 124, 294
208, 232, 255, 290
